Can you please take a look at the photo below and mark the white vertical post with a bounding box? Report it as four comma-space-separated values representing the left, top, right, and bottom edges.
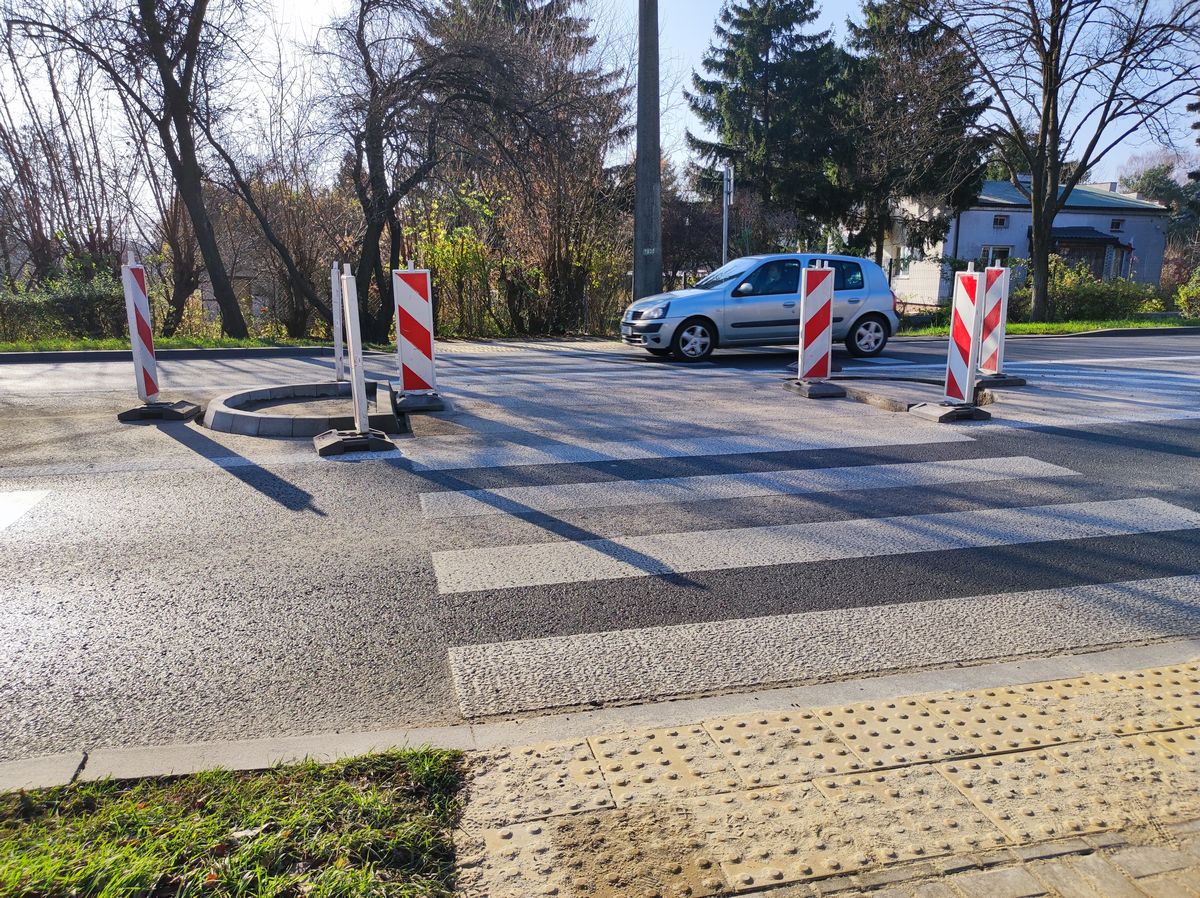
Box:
339, 264, 370, 434
721, 166, 733, 267
330, 262, 345, 382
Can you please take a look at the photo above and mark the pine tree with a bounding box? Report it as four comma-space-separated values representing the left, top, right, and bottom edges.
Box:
686, 0, 850, 250
839, 0, 989, 264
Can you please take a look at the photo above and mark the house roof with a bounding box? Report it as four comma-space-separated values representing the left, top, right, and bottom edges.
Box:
975, 180, 1168, 213
1050, 226, 1126, 246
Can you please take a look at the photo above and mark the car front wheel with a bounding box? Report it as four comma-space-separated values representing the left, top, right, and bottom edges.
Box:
670, 317, 717, 361
845, 315, 889, 357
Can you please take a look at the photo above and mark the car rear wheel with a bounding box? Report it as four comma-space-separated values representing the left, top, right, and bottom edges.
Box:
670, 317, 717, 361
845, 314, 889, 357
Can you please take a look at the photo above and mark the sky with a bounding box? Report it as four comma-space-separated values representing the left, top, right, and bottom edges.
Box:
274, 0, 1185, 183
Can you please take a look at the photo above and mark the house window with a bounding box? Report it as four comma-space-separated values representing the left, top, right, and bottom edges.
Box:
1111, 218, 1125, 232
897, 245, 924, 277
992, 215, 1009, 229
980, 246, 1011, 266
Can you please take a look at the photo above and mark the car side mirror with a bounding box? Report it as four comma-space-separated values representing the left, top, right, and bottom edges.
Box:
733, 282, 752, 296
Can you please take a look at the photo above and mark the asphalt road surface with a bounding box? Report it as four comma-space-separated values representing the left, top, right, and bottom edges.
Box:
1, 333, 1198, 764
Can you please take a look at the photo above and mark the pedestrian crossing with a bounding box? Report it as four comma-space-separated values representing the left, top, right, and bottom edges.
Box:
422, 430, 1200, 718
0, 490, 47, 531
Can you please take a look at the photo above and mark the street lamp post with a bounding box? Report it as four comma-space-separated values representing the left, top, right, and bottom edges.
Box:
633, 0, 662, 300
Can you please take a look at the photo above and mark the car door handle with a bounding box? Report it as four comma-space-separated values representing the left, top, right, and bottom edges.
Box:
782, 301, 796, 308
848, 298, 862, 304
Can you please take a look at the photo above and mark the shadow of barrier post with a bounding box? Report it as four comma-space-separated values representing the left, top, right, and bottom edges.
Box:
116, 251, 201, 423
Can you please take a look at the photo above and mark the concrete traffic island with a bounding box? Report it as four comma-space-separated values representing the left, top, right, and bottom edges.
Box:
203, 381, 407, 438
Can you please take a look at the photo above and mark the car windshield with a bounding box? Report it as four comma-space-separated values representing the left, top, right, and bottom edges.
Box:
693, 259, 755, 289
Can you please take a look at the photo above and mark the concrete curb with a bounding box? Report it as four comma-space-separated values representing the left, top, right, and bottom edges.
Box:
3, 637, 1197, 792
203, 381, 405, 437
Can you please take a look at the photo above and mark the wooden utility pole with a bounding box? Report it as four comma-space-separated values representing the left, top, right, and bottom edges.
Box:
633, 0, 662, 300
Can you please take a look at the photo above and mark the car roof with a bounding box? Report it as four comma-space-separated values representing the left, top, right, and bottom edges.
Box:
741, 252, 881, 268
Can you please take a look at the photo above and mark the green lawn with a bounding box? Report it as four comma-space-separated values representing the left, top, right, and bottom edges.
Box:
898, 317, 1200, 337
0, 749, 463, 898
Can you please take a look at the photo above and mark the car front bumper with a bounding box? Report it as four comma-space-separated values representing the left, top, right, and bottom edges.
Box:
619, 317, 676, 348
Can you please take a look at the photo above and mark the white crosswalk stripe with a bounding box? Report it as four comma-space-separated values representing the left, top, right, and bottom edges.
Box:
419, 456, 1076, 518
448, 574, 1200, 717
432, 497, 1200, 593
0, 490, 48, 531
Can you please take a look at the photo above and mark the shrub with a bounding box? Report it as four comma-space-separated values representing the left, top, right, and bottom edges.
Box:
1177, 268, 1200, 318
1008, 256, 1160, 321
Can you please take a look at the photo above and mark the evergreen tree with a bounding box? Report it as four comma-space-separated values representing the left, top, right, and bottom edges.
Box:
839, 0, 989, 263
686, 0, 850, 250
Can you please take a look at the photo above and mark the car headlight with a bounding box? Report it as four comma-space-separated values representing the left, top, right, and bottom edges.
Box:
643, 303, 670, 320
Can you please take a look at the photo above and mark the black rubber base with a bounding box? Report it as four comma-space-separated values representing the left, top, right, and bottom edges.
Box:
783, 379, 847, 399
312, 428, 396, 457
909, 402, 992, 423
393, 391, 445, 413
117, 400, 201, 423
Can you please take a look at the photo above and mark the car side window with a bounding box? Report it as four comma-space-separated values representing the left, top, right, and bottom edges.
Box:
809, 258, 865, 291
742, 260, 800, 296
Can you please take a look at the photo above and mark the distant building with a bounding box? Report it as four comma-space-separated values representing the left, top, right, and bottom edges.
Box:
887, 180, 1170, 307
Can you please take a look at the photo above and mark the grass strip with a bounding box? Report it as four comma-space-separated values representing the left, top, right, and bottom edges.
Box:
0, 749, 462, 898
899, 317, 1200, 337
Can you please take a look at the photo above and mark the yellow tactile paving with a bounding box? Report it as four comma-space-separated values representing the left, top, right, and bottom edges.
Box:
589, 725, 742, 806
815, 765, 1008, 861
813, 697, 980, 768
920, 688, 1086, 752
689, 785, 869, 891
459, 740, 613, 826
460, 657, 1200, 898
704, 710, 863, 786
1004, 676, 1194, 736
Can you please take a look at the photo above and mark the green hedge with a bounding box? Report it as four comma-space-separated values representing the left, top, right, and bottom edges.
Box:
1007, 256, 1161, 322
0, 270, 126, 342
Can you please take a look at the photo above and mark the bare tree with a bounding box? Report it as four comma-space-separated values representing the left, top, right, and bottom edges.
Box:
6, 0, 252, 335
910, 0, 1200, 319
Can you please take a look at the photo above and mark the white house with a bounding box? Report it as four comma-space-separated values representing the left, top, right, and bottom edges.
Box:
888, 180, 1170, 307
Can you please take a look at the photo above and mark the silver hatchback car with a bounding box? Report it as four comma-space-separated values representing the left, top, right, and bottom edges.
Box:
621, 253, 900, 361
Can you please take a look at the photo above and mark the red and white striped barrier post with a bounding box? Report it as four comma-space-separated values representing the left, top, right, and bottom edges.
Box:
977, 266, 1026, 386
122, 252, 159, 404
786, 260, 845, 399
911, 263, 991, 422
116, 251, 199, 422
312, 264, 395, 456
330, 262, 346, 382
391, 265, 444, 411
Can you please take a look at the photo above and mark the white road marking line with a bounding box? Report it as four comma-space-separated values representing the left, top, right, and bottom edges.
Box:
432, 497, 1200, 593
404, 420, 974, 472
420, 456, 1076, 519
447, 574, 1200, 716
0, 490, 49, 531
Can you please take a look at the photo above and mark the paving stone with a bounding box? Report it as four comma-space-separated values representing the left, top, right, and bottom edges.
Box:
910, 884, 958, 898
589, 725, 742, 806
920, 689, 1085, 753
689, 785, 870, 890
1134, 872, 1200, 898
812, 697, 980, 768
1029, 858, 1117, 898
951, 865, 1048, 898
1126, 727, 1200, 775
1010, 837, 1090, 862
705, 710, 863, 787
815, 764, 1008, 863
1066, 854, 1154, 898
1111, 845, 1198, 878
460, 739, 612, 826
